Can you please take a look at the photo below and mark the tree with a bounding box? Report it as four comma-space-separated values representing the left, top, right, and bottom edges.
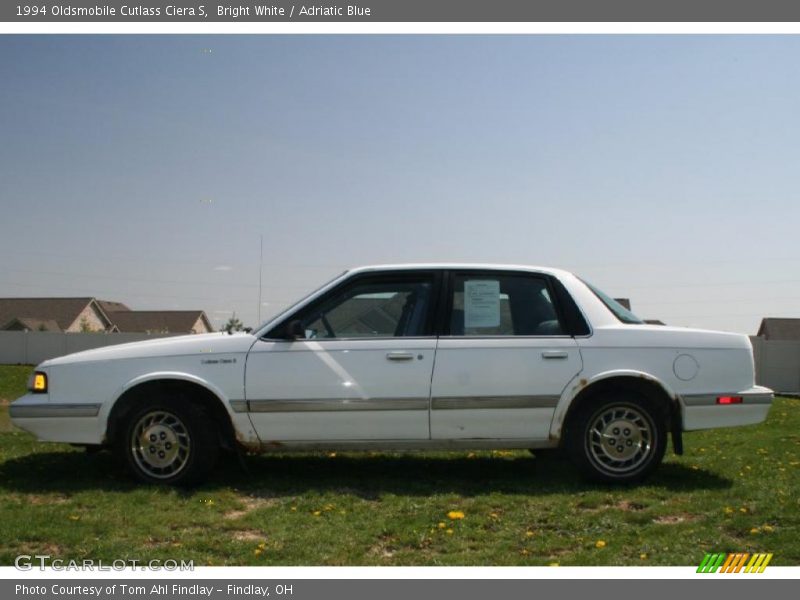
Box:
79, 316, 96, 333
222, 313, 244, 333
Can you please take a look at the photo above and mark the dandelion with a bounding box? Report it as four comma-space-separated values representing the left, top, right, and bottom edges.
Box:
520, 549, 529, 555
763, 525, 775, 533
595, 540, 606, 549
490, 512, 499, 519
525, 531, 534, 537
640, 553, 648, 560
254, 548, 262, 556
312, 510, 321, 517
549, 562, 559, 567
750, 528, 760, 535
68, 515, 80, 521
447, 511, 465, 520
446, 529, 454, 535
290, 506, 297, 512
724, 507, 734, 515
438, 522, 446, 529
739, 507, 749, 513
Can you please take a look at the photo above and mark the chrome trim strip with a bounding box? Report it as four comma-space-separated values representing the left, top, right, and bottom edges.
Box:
682, 393, 773, 407
229, 400, 248, 413
9, 403, 102, 419
431, 395, 560, 410
246, 397, 429, 412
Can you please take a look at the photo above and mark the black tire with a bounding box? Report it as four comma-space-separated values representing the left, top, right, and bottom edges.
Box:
565, 390, 667, 483
116, 395, 219, 486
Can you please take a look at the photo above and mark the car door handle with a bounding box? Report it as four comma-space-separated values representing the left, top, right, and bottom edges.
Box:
386, 351, 415, 361
542, 350, 569, 360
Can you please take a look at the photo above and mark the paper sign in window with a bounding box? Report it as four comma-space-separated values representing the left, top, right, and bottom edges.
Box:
464, 280, 500, 328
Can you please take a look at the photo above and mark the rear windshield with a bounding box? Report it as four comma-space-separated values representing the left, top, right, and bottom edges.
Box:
582, 280, 644, 325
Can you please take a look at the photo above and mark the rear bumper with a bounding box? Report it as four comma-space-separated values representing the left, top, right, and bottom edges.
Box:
681, 385, 773, 431
9, 393, 103, 444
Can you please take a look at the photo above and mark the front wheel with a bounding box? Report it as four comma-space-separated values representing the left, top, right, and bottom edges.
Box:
117, 396, 218, 486
566, 391, 667, 483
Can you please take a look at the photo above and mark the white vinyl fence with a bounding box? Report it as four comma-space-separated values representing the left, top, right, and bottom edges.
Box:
0, 332, 798, 394
750, 336, 800, 394
0, 331, 177, 366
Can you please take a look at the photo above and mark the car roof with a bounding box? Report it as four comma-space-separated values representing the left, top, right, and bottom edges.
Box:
346, 263, 573, 278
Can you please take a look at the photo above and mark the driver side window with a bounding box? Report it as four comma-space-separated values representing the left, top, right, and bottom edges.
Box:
299, 277, 434, 339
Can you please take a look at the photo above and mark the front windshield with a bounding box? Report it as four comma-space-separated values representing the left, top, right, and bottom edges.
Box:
582, 280, 644, 325
253, 270, 349, 335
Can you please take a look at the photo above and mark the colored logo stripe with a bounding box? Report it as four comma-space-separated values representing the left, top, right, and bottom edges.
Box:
698, 553, 772, 573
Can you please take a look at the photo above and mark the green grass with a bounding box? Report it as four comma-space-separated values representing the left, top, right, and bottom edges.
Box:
0, 365, 30, 401
0, 363, 797, 566
0, 365, 32, 432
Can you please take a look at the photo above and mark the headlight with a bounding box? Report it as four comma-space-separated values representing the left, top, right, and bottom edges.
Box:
28, 371, 48, 393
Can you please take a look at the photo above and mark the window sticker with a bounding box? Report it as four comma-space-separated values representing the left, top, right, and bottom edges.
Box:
464, 280, 501, 328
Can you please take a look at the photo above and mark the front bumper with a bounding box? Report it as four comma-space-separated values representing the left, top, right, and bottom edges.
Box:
681, 385, 773, 431
9, 393, 103, 444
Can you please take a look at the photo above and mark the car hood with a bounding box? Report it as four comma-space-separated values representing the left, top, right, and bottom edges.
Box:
41, 332, 257, 366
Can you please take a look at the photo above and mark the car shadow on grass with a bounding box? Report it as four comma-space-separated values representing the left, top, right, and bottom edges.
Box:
0, 448, 733, 497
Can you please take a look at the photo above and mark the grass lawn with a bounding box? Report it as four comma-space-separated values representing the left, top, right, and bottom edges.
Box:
0, 364, 798, 566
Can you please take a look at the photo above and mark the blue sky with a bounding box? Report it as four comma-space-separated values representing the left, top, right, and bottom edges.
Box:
1, 35, 799, 332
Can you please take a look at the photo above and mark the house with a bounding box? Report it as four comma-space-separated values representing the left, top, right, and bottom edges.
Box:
614, 298, 664, 325
105, 310, 213, 335
756, 318, 800, 341
614, 298, 632, 310
0, 297, 213, 334
0, 298, 117, 332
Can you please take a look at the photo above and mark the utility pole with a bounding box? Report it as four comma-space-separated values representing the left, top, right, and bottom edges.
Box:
257, 234, 263, 324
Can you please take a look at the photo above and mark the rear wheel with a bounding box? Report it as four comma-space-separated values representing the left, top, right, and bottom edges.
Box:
566, 391, 667, 483
117, 396, 218, 486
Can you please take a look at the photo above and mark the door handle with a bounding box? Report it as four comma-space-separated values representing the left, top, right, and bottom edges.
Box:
542, 350, 569, 360
386, 351, 415, 361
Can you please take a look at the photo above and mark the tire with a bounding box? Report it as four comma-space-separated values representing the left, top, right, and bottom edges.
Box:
565, 390, 667, 483
116, 395, 219, 486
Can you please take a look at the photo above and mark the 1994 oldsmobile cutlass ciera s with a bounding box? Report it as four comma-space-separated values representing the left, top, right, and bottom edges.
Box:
10, 264, 773, 485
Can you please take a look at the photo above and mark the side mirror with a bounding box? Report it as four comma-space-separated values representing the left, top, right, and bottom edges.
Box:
284, 319, 306, 340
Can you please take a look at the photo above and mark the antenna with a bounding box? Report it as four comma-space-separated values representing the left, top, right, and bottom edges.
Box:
257, 234, 263, 324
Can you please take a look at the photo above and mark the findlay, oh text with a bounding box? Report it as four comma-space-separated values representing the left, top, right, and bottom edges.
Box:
15, 584, 293, 596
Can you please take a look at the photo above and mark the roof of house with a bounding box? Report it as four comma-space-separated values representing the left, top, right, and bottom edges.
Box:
614, 298, 632, 310
2, 317, 62, 332
0, 297, 100, 331
107, 310, 213, 333
643, 319, 666, 326
757, 318, 800, 340
97, 300, 131, 313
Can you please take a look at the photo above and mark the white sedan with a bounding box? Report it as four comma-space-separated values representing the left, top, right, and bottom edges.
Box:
10, 264, 773, 485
